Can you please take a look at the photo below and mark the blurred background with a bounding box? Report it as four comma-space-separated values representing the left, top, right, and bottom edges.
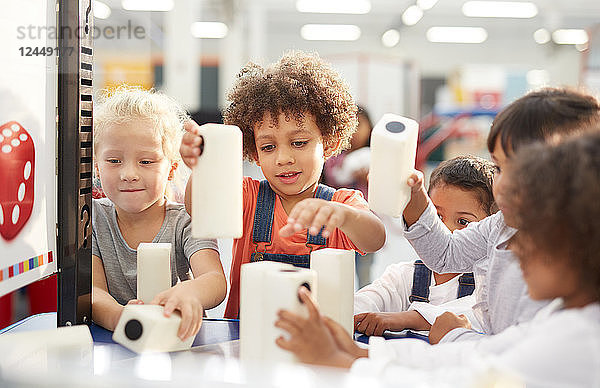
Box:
89, 0, 599, 316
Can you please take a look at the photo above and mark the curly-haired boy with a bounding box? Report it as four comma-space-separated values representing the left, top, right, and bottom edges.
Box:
181, 51, 386, 318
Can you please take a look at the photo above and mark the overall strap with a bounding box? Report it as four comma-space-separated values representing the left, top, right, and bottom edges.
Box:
457, 272, 475, 298
252, 180, 276, 244
306, 184, 336, 246
409, 260, 432, 303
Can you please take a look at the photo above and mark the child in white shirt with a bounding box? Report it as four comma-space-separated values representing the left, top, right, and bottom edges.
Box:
354, 156, 496, 336
403, 88, 600, 343
275, 131, 600, 387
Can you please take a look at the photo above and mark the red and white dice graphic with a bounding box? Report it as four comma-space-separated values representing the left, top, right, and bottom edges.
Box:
0, 121, 35, 241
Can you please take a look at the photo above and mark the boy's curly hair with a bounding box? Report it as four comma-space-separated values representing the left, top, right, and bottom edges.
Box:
428, 156, 497, 215
507, 130, 600, 300
222, 51, 358, 160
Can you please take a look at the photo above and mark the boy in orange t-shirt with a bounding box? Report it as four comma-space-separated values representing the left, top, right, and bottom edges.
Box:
181, 51, 386, 318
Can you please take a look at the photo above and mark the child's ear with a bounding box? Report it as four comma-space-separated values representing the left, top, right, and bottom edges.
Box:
168, 162, 178, 181
252, 151, 260, 166
324, 139, 342, 159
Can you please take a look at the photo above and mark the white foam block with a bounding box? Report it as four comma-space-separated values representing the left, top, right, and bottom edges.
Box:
239, 261, 293, 361
113, 304, 194, 353
192, 123, 243, 239
368, 113, 419, 217
0, 325, 93, 369
137, 243, 172, 304
239, 262, 317, 363
310, 248, 355, 335
263, 267, 317, 363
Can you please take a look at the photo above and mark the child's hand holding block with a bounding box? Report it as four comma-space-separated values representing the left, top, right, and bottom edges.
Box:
112, 304, 194, 353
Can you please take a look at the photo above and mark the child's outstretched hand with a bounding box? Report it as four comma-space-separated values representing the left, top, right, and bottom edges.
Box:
403, 169, 429, 227
429, 311, 471, 345
275, 287, 358, 368
180, 120, 204, 168
151, 281, 205, 341
279, 199, 351, 238
354, 310, 430, 336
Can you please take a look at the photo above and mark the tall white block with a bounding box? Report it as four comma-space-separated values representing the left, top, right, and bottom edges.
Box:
137, 243, 171, 304
310, 248, 355, 335
368, 113, 419, 217
239, 262, 317, 363
113, 305, 194, 353
192, 124, 243, 239
240, 261, 292, 361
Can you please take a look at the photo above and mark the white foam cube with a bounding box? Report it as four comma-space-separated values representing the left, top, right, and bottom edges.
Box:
113, 304, 194, 353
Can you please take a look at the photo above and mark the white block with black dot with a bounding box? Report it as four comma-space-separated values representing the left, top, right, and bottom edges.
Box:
112, 304, 194, 353
368, 113, 419, 217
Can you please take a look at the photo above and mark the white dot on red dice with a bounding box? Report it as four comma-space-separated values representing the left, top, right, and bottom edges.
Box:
24, 161, 31, 180
11, 139, 20, 147
11, 124, 19, 132
0, 204, 3, 225
2, 129, 11, 137
2, 145, 11, 153
12, 205, 20, 225
18, 183, 25, 202
19, 134, 27, 141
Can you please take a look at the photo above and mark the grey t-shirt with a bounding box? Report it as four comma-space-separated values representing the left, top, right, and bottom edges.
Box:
92, 197, 218, 305
403, 201, 548, 339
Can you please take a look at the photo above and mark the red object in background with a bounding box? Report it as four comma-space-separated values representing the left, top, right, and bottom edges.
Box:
0, 275, 57, 330
0, 293, 12, 329
0, 121, 35, 241
27, 275, 57, 316
473, 90, 502, 110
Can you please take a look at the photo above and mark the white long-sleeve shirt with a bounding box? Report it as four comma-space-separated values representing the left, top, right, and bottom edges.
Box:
354, 261, 479, 328
351, 300, 600, 388
403, 202, 547, 340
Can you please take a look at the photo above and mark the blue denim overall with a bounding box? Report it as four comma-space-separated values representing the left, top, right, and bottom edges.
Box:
250, 180, 336, 268
408, 260, 475, 303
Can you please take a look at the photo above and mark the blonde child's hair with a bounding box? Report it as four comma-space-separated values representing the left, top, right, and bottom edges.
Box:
93, 84, 189, 163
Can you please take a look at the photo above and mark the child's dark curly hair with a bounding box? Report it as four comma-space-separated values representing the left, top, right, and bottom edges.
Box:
428, 156, 497, 215
507, 130, 600, 300
222, 51, 358, 160
487, 87, 600, 155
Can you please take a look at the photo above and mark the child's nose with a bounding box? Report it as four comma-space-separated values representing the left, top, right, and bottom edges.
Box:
275, 148, 295, 165
120, 163, 139, 181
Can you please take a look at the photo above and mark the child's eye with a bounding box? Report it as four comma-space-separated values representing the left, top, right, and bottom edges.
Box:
140, 160, 154, 165
292, 141, 308, 148
107, 159, 120, 164
457, 218, 471, 227
260, 145, 275, 152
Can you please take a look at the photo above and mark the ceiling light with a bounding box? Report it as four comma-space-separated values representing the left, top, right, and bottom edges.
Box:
300, 24, 361, 41
552, 29, 589, 45
402, 5, 424, 26
296, 0, 371, 14
533, 28, 550, 44
462, 1, 537, 18
94, 1, 111, 19
426, 27, 488, 43
191, 22, 228, 39
382, 29, 400, 47
122, 0, 174, 12
417, 0, 438, 10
